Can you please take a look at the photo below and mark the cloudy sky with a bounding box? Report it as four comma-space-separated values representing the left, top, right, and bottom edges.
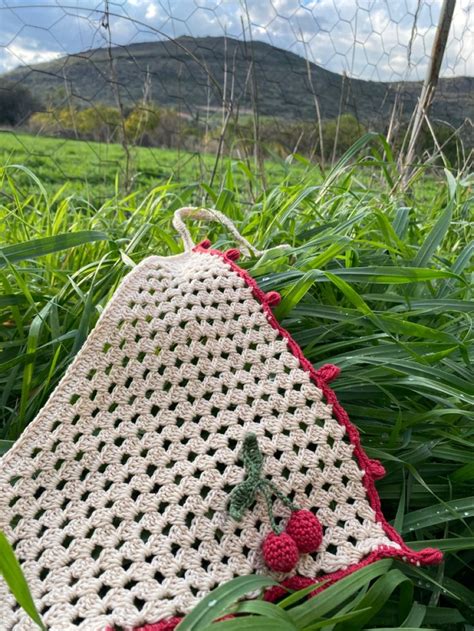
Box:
0, 0, 472, 80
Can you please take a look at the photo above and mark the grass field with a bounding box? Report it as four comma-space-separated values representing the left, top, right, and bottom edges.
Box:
0, 130, 308, 200
0, 130, 473, 629
0, 129, 214, 196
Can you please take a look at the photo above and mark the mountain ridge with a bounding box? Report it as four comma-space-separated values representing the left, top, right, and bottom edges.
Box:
2, 36, 472, 129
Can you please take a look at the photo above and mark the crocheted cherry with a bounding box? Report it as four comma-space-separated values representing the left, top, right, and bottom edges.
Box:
262, 532, 299, 573
285, 509, 323, 554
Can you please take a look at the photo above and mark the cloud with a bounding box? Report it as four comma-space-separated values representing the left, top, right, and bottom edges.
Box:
0, 42, 61, 72
145, 3, 158, 20
0, 0, 472, 79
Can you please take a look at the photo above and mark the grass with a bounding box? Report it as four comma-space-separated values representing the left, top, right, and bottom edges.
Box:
0, 132, 473, 629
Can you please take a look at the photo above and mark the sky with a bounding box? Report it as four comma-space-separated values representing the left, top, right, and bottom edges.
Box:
0, 0, 472, 80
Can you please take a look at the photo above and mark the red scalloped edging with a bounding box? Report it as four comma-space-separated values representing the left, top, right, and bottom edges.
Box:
115, 243, 442, 630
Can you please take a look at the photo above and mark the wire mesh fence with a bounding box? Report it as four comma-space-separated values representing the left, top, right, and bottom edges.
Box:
0, 0, 472, 197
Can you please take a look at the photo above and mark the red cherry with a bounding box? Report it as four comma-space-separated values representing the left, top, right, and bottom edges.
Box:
262, 532, 299, 573
285, 510, 323, 554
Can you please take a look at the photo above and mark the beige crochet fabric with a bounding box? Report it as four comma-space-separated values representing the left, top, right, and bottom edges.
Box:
0, 209, 429, 631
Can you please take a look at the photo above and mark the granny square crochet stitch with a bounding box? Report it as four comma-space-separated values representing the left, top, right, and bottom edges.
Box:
0, 208, 441, 631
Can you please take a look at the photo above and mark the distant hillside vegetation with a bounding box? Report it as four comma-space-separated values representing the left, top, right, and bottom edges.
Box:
2, 36, 473, 130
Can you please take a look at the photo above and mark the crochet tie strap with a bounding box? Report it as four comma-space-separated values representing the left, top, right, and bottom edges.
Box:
172, 206, 263, 256
172, 206, 291, 258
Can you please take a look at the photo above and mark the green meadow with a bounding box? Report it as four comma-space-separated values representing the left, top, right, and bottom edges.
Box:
0, 131, 307, 200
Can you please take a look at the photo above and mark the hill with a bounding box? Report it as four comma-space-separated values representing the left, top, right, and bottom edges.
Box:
2, 36, 473, 130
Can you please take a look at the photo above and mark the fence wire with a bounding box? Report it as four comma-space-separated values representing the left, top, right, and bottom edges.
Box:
0, 0, 472, 195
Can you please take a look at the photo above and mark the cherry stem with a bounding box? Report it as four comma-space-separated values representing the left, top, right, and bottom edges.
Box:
228, 433, 298, 533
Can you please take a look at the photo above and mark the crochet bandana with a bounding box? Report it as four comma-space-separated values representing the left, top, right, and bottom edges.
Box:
0, 209, 441, 631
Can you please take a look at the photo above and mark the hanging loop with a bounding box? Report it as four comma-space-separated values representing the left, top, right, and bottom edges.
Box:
172, 207, 264, 257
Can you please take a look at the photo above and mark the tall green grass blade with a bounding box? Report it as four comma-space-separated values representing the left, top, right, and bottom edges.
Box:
3, 163, 49, 203
17, 303, 52, 433
304, 608, 373, 630
277, 582, 329, 610
413, 205, 452, 268
401, 497, 474, 532
451, 240, 473, 275
0, 532, 45, 630
275, 272, 316, 319
392, 207, 411, 240
325, 267, 456, 283
201, 620, 294, 631
233, 600, 296, 624
337, 570, 413, 630
401, 603, 426, 628
177, 576, 277, 631
0, 231, 109, 266
408, 538, 474, 552
290, 560, 393, 626
424, 606, 466, 625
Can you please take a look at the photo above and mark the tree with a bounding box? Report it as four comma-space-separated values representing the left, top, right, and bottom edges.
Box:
76, 106, 121, 142
0, 81, 39, 126
125, 105, 160, 144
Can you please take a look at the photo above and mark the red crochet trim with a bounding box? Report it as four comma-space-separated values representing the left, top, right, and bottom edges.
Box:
194, 243, 442, 586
